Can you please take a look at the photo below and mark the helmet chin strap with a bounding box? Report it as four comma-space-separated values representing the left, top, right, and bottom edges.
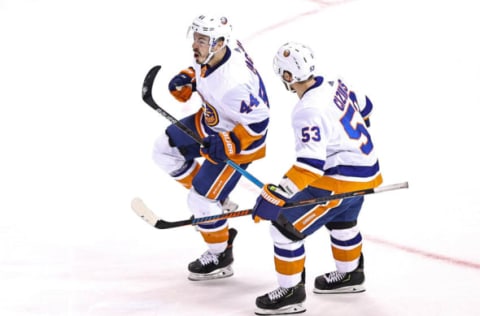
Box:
201, 52, 215, 65
201, 40, 226, 65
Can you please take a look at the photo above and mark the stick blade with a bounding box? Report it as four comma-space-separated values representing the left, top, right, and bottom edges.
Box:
131, 197, 159, 227
142, 65, 161, 103
154, 219, 192, 229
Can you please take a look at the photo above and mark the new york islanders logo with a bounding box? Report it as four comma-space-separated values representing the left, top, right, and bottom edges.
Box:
203, 102, 219, 126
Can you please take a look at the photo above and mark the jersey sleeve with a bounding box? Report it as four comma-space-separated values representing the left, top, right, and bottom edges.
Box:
220, 78, 270, 164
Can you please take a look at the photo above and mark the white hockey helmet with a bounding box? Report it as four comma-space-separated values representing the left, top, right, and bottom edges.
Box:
273, 42, 316, 90
189, 14, 232, 48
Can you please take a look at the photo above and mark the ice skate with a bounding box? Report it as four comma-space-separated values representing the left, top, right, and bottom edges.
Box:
188, 228, 237, 281
313, 253, 365, 294
255, 271, 306, 315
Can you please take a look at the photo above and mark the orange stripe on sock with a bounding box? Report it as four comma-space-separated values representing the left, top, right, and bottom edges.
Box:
200, 226, 229, 244
274, 257, 305, 276
331, 245, 362, 262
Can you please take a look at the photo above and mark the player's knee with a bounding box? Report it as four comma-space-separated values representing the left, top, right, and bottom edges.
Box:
152, 133, 185, 174
326, 221, 360, 241
187, 188, 222, 218
270, 225, 304, 255
270, 222, 304, 246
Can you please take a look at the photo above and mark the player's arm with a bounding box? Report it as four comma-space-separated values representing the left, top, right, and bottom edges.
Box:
201, 89, 269, 164
349, 87, 373, 127
200, 121, 267, 164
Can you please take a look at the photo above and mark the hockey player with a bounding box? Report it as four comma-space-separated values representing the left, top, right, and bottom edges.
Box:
251, 42, 383, 315
152, 14, 270, 281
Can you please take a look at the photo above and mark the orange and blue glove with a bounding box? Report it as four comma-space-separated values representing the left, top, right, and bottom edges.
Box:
168, 68, 196, 102
201, 131, 241, 164
252, 184, 288, 221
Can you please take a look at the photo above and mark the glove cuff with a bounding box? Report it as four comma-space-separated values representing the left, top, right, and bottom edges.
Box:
180, 67, 195, 79
260, 184, 286, 207
180, 68, 196, 92
219, 132, 241, 156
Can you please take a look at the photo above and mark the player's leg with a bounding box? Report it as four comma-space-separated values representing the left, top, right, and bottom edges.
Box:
271, 187, 364, 297
187, 161, 246, 281
313, 196, 366, 294
152, 111, 238, 212
152, 113, 201, 189
254, 221, 307, 315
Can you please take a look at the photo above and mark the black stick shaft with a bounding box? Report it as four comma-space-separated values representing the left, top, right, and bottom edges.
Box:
151, 182, 408, 228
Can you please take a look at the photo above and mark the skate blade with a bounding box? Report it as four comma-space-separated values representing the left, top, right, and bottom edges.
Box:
188, 266, 234, 281
254, 303, 306, 315
313, 284, 365, 294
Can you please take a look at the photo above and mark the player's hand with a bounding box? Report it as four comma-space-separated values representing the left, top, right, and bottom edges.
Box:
252, 184, 287, 221
201, 132, 240, 164
169, 68, 196, 102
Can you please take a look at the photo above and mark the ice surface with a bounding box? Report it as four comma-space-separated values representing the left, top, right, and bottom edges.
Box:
1, 0, 479, 315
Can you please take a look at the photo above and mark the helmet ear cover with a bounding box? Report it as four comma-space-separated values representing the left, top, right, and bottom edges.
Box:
210, 36, 226, 49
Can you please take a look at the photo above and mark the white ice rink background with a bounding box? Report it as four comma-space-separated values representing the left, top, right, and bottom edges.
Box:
1, 0, 479, 315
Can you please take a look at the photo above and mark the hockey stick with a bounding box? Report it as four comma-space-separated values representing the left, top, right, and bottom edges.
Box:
131, 181, 408, 229
131, 197, 253, 229
142, 65, 263, 188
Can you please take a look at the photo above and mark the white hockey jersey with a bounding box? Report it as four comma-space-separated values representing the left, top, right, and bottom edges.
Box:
284, 76, 383, 193
191, 40, 270, 164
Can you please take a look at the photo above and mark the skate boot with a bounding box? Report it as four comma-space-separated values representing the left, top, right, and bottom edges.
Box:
313, 253, 365, 294
255, 270, 306, 315
188, 228, 237, 281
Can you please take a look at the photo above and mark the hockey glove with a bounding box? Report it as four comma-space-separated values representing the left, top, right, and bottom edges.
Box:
201, 131, 241, 164
168, 68, 196, 102
252, 184, 288, 221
